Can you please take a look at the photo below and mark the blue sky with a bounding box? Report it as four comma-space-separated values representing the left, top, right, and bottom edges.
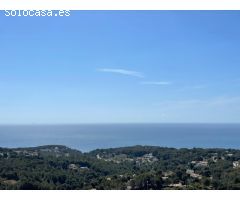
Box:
1, 11, 240, 124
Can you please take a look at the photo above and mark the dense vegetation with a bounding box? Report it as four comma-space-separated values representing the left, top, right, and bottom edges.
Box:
0, 145, 240, 190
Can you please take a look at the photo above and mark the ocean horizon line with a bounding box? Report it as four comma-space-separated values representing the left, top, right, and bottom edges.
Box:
1, 122, 240, 126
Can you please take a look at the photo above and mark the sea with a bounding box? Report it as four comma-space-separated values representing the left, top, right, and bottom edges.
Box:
0, 124, 239, 152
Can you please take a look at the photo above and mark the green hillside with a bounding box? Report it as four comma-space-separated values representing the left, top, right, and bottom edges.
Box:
0, 145, 240, 190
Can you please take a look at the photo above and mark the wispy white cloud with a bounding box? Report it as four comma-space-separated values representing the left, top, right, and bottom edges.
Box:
190, 85, 206, 89
177, 84, 207, 92
152, 96, 240, 123
154, 96, 240, 108
140, 81, 172, 85
98, 68, 144, 78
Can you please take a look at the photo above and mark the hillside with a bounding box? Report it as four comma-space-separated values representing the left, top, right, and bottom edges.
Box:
0, 145, 240, 190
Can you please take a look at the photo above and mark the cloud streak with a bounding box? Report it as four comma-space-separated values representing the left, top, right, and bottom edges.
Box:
98, 68, 144, 78
177, 85, 207, 92
152, 96, 240, 123
140, 81, 172, 85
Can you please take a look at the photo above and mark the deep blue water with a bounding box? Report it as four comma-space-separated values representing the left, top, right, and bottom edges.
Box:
0, 124, 240, 152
